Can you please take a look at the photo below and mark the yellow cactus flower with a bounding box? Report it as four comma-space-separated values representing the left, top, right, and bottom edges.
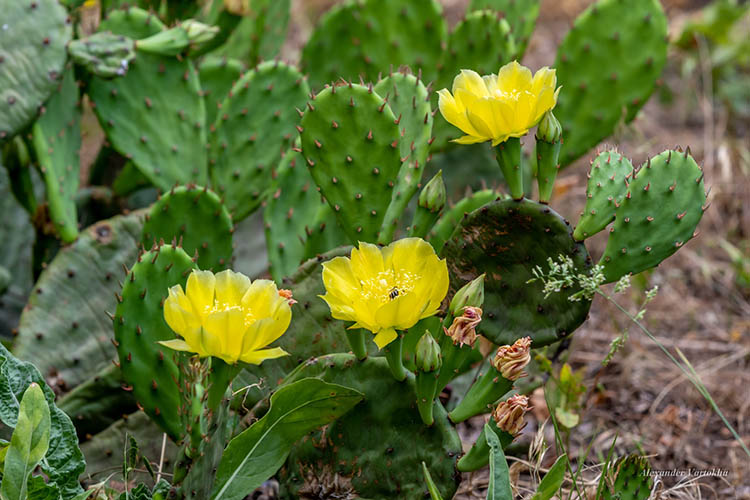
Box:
320, 238, 449, 349
437, 61, 560, 146
160, 269, 294, 365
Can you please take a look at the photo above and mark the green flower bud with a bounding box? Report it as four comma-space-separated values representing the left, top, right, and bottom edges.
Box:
449, 274, 485, 316
182, 20, 220, 46
536, 110, 562, 144
415, 331, 442, 372
418, 170, 446, 213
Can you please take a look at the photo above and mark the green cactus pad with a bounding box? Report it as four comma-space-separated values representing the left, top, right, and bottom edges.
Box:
429, 189, 502, 253
433, 11, 515, 150
299, 83, 402, 244
14, 213, 144, 391
114, 244, 197, 441
0, 0, 72, 140
236, 247, 352, 407
215, 0, 290, 66
31, 67, 81, 243
468, 0, 539, 58
301, 0, 446, 89
67, 31, 136, 79
265, 148, 335, 281
197, 56, 243, 126
443, 199, 593, 346
599, 149, 707, 283
141, 184, 233, 271
573, 150, 634, 241
278, 354, 461, 499
374, 71, 433, 241
88, 7, 208, 191
209, 61, 309, 220
602, 455, 654, 500
555, 0, 668, 167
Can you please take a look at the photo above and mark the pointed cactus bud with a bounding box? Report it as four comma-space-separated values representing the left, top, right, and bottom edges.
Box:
536, 110, 562, 144
182, 19, 220, 45
415, 331, 442, 372
444, 306, 482, 348
492, 394, 529, 436
418, 170, 446, 214
492, 337, 531, 381
449, 274, 485, 316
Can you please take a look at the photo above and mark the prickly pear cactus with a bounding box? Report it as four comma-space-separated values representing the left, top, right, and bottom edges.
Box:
599, 149, 707, 283
374, 71, 432, 240
443, 199, 593, 346
88, 7, 208, 190
198, 56, 243, 126
14, 212, 144, 392
141, 184, 233, 271
299, 83, 402, 244
0, 0, 72, 140
428, 189, 502, 253
555, 0, 668, 167
468, 0, 540, 58
602, 455, 654, 500
573, 150, 634, 241
215, 0, 291, 66
67, 31, 136, 79
301, 0, 446, 89
209, 61, 309, 220
113, 244, 197, 441
31, 66, 81, 243
278, 354, 461, 499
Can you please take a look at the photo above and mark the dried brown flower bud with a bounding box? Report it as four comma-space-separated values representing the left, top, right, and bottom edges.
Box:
443, 306, 482, 347
492, 394, 529, 436
492, 336, 531, 381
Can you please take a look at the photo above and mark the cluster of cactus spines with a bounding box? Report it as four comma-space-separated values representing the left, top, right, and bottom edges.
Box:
141, 184, 233, 271
602, 455, 654, 500
442, 199, 593, 346
113, 244, 197, 442
373, 70, 433, 242
468, 0, 540, 58
301, 0, 446, 89
197, 56, 243, 126
573, 149, 634, 241
30, 67, 81, 243
0, 0, 72, 140
554, 0, 668, 167
279, 354, 462, 499
432, 10, 515, 150
87, 7, 208, 191
428, 189, 501, 253
215, 0, 291, 66
599, 148, 707, 283
14, 213, 144, 393
299, 82, 402, 244
57, 363, 136, 439
241, 247, 352, 408
67, 31, 136, 79
209, 61, 309, 220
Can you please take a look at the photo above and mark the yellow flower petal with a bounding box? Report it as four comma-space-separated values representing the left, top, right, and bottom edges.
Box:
215, 269, 251, 306
158, 339, 195, 352
497, 61, 533, 94
321, 256, 360, 300
373, 327, 398, 349
239, 347, 289, 365
350, 241, 384, 280
437, 89, 479, 137
186, 270, 215, 316
453, 69, 489, 98
202, 308, 244, 361
240, 279, 278, 316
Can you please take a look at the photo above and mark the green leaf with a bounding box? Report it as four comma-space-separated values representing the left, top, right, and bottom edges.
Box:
211, 378, 363, 500
554, 407, 579, 428
485, 423, 513, 500
421, 462, 444, 500
0, 343, 86, 498
1, 383, 51, 500
531, 454, 567, 500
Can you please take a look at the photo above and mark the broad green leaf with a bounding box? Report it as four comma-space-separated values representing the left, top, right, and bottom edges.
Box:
422, 462, 444, 500
531, 454, 567, 500
211, 378, 363, 500
0, 343, 86, 498
485, 423, 513, 500
1, 383, 51, 500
